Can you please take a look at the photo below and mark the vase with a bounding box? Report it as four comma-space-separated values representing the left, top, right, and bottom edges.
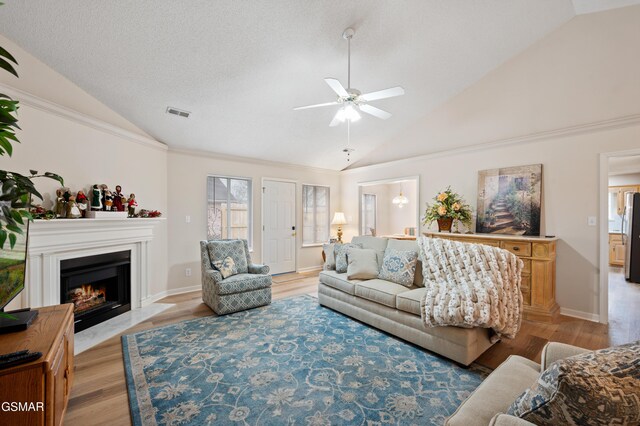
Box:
437, 218, 453, 232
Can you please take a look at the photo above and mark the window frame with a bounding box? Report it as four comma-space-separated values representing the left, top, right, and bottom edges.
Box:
206, 175, 253, 251
301, 184, 331, 247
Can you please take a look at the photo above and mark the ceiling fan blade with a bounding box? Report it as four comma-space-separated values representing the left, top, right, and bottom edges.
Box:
359, 104, 392, 120
293, 101, 339, 111
324, 78, 350, 98
329, 109, 343, 127
360, 86, 405, 102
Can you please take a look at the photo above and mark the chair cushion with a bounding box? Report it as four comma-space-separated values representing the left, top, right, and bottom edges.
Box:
355, 279, 414, 308
323, 243, 336, 270
396, 287, 426, 316
212, 256, 237, 279
207, 240, 248, 273
507, 342, 640, 425
378, 248, 418, 287
347, 248, 379, 280
319, 270, 362, 295
334, 242, 363, 273
217, 273, 271, 295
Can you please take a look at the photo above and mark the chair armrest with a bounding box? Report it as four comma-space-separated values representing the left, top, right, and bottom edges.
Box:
248, 263, 270, 275
541, 342, 590, 370
489, 414, 536, 426
202, 269, 222, 284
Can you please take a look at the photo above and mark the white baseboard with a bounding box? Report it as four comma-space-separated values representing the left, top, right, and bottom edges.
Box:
142, 284, 201, 306
297, 265, 322, 273
560, 307, 600, 323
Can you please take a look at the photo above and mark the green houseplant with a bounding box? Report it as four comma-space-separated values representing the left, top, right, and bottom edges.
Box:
422, 187, 473, 233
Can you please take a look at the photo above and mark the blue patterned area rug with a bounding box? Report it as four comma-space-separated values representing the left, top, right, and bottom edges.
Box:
122, 295, 488, 425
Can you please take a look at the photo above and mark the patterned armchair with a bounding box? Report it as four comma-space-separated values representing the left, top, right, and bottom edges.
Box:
200, 239, 272, 315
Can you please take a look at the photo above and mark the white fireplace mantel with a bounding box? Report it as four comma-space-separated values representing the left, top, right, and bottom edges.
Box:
22, 218, 165, 310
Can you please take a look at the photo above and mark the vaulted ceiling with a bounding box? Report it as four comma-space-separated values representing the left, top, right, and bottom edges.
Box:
0, 1, 636, 170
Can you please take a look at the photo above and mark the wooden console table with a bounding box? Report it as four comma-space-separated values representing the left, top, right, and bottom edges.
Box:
425, 232, 559, 323
0, 304, 74, 426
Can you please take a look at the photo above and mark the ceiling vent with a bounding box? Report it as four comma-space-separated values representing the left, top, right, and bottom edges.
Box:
166, 107, 190, 118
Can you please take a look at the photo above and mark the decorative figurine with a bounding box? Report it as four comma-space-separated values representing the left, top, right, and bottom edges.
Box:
112, 185, 126, 212
66, 196, 82, 218
99, 184, 109, 210
104, 190, 114, 211
127, 193, 138, 217
91, 184, 103, 211
76, 190, 88, 217
55, 188, 68, 218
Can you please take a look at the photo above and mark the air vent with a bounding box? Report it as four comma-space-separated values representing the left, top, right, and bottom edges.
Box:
166, 107, 190, 118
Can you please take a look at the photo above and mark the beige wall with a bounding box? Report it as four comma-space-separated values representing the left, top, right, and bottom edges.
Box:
341, 6, 640, 320
167, 150, 340, 290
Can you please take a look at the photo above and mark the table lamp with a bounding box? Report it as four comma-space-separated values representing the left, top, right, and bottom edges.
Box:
331, 212, 347, 243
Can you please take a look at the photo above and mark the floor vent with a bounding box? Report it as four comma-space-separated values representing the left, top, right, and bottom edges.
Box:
166, 107, 190, 118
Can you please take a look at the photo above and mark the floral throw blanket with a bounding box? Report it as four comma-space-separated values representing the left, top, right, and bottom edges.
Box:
417, 236, 523, 340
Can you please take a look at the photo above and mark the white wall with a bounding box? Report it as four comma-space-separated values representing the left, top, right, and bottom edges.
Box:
388, 181, 418, 234
609, 173, 640, 186
0, 33, 169, 309
341, 6, 640, 321
167, 150, 340, 290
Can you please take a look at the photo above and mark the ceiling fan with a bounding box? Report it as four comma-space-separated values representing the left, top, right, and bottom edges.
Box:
294, 27, 405, 127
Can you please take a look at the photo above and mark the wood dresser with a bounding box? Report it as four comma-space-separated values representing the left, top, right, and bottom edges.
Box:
425, 232, 559, 323
0, 304, 74, 426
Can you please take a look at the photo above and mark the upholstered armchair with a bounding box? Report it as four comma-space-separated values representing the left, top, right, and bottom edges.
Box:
200, 239, 272, 315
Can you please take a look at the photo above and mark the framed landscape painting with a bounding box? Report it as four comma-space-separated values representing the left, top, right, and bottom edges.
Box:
476, 164, 542, 236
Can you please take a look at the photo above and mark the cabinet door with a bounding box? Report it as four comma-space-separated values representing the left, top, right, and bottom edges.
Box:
51, 339, 66, 426
614, 242, 626, 265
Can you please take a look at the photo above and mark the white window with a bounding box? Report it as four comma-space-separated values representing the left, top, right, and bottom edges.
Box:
361, 193, 377, 236
302, 185, 330, 246
207, 176, 252, 249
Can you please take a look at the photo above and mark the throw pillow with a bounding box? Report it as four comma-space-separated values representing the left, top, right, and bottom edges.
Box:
323, 243, 336, 270
212, 256, 238, 279
378, 248, 418, 287
334, 243, 363, 273
507, 342, 640, 425
207, 240, 248, 273
346, 248, 379, 280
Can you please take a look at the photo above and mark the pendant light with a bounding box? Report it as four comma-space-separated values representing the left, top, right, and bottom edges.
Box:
392, 184, 409, 208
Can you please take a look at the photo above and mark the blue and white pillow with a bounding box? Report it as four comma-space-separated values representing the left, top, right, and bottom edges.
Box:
378, 248, 418, 287
334, 243, 363, 273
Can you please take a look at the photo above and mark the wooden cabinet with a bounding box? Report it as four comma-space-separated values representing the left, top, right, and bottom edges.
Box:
609, 233, 626, 267
0, 304, 74, 426
425, 232, 559, 323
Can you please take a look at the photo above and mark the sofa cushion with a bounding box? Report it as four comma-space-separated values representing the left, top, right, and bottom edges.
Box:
507, 342, 640, 425
351, 236, 389, 267
347, 248, 379, 280
396, 287, 426, 316
323, 243, 336, 270
319, 270, 363, 295
378, 248, 418, 287
446, 355, 540, 426
207, 240, 248, 273
217, 273, 271, 295
334, 242, 363, 273
386, 239, 423, 287
355, 279, 413, 308
212, 256, 238, 279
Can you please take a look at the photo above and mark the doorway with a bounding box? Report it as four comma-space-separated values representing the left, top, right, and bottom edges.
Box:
262, 179, 296, 275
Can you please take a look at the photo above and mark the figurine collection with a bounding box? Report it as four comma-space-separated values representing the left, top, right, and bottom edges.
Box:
30, 184, 161, 220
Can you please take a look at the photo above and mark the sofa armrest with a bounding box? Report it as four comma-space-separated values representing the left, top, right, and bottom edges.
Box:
541, 342, 590, 370
489, 414, 536, 426
248, 263, 270, 275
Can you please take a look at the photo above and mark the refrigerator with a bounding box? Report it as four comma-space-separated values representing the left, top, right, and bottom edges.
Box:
623, 192, 640, 283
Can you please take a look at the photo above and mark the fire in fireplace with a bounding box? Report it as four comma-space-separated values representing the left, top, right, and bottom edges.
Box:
60, 251, 131, 332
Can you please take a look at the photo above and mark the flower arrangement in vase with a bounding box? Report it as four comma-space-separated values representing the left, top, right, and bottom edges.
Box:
422, 187, 473, 233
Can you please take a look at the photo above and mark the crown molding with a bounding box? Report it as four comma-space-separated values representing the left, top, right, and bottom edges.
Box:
168, 147, 341, 175
342, 113, 640, 174
0, 83, 168, 152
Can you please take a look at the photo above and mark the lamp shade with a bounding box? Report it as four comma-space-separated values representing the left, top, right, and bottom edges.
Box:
331, 212, 347, 225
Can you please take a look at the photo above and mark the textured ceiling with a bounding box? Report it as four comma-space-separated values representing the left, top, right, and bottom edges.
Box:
0, 1, 589, 170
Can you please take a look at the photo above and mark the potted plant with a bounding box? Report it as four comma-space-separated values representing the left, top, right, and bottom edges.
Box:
422, 187, 473, 233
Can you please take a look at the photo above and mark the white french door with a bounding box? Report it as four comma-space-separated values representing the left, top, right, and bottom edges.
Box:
262, 180, 296, 274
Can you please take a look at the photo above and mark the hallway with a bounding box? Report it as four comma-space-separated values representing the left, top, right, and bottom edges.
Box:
609, 267, 640, 345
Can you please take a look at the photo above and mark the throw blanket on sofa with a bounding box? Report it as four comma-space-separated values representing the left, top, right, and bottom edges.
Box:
417, 237, 523, 340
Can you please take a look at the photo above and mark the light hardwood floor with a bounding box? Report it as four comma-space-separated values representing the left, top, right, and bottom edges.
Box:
67, 270, 628, 425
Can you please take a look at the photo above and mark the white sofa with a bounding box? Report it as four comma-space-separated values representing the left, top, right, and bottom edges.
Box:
317, 235, 496, 366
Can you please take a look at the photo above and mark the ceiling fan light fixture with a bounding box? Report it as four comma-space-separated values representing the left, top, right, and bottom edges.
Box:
344, 104, 361, 122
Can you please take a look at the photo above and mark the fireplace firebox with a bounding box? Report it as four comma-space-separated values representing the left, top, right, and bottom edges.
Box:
61, 251, 131, 332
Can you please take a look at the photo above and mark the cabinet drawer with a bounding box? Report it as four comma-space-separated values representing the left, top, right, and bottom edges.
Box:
501, 241, 531, 257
